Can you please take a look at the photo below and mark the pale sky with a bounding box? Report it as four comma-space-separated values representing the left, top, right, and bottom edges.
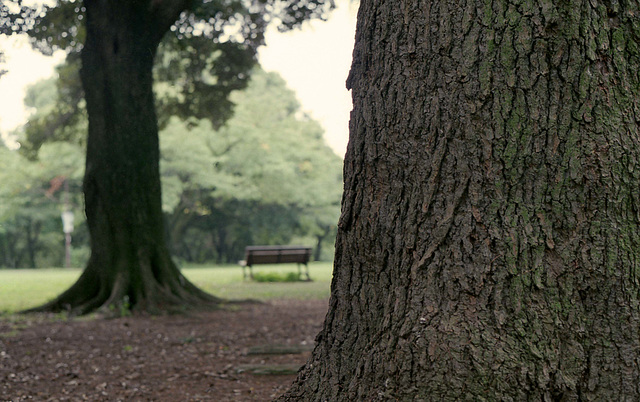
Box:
0, 1, 357, 156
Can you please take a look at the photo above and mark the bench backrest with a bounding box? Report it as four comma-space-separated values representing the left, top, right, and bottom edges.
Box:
245, 246, 312, 266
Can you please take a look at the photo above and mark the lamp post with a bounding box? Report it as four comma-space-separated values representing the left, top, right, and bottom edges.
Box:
61, 210, 74, 268
60, 178, 74, 268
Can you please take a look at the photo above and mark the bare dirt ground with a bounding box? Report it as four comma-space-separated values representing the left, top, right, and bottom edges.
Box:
0, 299, 328, 401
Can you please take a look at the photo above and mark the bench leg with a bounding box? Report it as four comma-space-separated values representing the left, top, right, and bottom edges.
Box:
299, 263, 311, 281
242, 264, 254, 280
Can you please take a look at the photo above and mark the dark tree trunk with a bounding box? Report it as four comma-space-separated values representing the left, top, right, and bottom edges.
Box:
166, 207, 195, 260
283, 0, 640, 399
0, 232, 18, 268
314, 234, 323, 262
24, 218, 40, 269
30, 0, 219, 315
313, 225, 331, 261
214, 227, 228, 264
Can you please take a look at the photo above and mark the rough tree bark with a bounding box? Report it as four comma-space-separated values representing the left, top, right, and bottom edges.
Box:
283, 0, 640, 399
29, 0, 219, 315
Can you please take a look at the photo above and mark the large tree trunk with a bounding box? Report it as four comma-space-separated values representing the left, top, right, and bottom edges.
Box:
30, 0, 219, 315
283, 0, 640, 399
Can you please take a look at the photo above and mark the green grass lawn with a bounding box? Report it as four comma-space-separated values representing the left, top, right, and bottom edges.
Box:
0, 262, 334, 313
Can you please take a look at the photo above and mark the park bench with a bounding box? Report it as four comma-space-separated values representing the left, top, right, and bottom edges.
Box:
239, 245, 313, 281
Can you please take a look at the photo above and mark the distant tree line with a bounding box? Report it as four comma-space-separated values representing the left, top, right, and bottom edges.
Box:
0, 68, 342, 268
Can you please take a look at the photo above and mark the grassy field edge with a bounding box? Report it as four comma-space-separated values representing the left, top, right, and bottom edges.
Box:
0, 262, 334, 313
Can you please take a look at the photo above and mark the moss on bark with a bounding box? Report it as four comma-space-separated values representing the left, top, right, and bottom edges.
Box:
282, 0, 640, 400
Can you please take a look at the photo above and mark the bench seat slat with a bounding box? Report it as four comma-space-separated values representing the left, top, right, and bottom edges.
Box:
240, 245, 312, 280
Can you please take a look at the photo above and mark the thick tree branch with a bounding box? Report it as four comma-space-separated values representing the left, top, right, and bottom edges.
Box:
148, 0, 193, 40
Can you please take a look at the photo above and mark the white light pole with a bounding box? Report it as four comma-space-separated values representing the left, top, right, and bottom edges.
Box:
60, 179, 74, 268
61, 210, 74, 268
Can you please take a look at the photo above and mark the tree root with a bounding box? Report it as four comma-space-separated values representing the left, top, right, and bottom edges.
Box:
22, 253, 223, 316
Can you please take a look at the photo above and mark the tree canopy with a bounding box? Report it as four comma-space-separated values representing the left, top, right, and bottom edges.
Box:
4, 0, 334, 142
160, 69, 343, 262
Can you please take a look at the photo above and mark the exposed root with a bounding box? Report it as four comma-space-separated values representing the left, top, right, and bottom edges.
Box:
22, 266, 103, 315
22, 252, 223, 316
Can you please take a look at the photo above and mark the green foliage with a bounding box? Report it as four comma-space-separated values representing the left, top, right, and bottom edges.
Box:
15, 0, 335, 55
4, 0, 335, 154
154, 36, 256, 129
3, 0, 340, 269
161, 68, 343, 263
160, 69, 341, 207
1, 68, 342, 267
0, 142, 84, 268
19, 55, 86, 158
252, 272, 301, 282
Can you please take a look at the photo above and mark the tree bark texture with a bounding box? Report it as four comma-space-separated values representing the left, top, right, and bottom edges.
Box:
283, 0, 640, 400
32, 0, 218, 314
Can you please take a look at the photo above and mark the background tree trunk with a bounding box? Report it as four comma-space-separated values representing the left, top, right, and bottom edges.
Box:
314, 225, 331, 261
30, 0, 218, 314
24, 218, 40, 269
0, 233, 18, 268
283, 0, 640, 399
